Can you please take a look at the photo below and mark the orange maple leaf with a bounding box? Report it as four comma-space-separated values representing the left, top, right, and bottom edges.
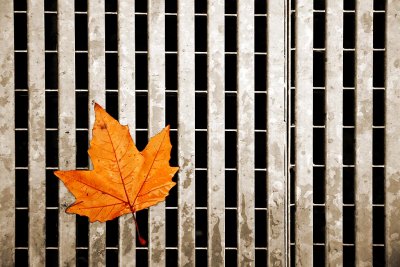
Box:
55, 103, 178, 244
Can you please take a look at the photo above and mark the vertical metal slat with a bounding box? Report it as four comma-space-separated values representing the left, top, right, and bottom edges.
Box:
118, 0, 136, 265
88, 0, 106, 265
267, 0, 288, 265
177, 0, 196, 266
58, 0, 76, 265
237, 0, 255, 265
294, 1, 313, 265
0, 1, 15, 265
148, 0, 167, 265
355, 1, 373, 265
325, 0, 344, 265
207, 0, 225, 266
27, 0, 46, 265
385, 1, 400, 265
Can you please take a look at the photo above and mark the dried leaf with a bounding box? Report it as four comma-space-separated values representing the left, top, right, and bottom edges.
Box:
55, 103, 178, 227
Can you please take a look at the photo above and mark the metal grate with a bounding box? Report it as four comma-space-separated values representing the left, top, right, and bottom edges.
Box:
289, 0, 396, 266
1, 0, 399, 266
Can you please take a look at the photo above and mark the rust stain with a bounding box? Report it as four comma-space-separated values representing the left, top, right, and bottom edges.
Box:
152, 239, 163, 263
92, 238, 105, 255
271, 142, 283, 171
0, 70, 12, 87
240, 195, 253, 245
90, 225, 106, 265
361, 12, 372, 33
0, 95, 10, 106
211, 217, 223, 266
0, 188, 13, 214
150, 217, 164, 263
240, 196, 254, 266
183, 171, 192, 189
59, 255, 75, 267
386, 171, 400, 265
151, 223, 161, 234
212, 184, 220, 192
270, 249, 283, 267
122, 219, 133, 256
270, 212, 282, 240
182, 158, 193, 189
0, 157, 13, 172
182, 203, 195, 266
0, 123, 9, 134
394, 59, 400, 69
240, 255, 253, 267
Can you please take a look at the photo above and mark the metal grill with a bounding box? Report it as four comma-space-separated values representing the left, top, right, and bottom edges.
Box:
290, 0, 399, 266
0, 0, 399, 266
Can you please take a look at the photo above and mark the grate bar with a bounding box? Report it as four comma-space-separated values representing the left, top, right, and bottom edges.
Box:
355, 1, 373, 265
325, 0, 344, 265
267, 0, 287, 265
58, 0, 77, 265
88, 0, 106, 265
117, 0, 137, 266
294, 1, 314, 266
148, 0, 167, 265
177, 0, 196, 266
207, 0, 225, 266
385, 1, 400, 265
237, 0, 255, 265
0, 0, 15, 264
27, 0, 46, 265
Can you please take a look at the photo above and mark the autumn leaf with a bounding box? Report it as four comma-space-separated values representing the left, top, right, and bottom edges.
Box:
55, 103, 178, 244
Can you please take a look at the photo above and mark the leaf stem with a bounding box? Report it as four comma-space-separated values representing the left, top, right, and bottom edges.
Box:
131, 211, 147, 246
